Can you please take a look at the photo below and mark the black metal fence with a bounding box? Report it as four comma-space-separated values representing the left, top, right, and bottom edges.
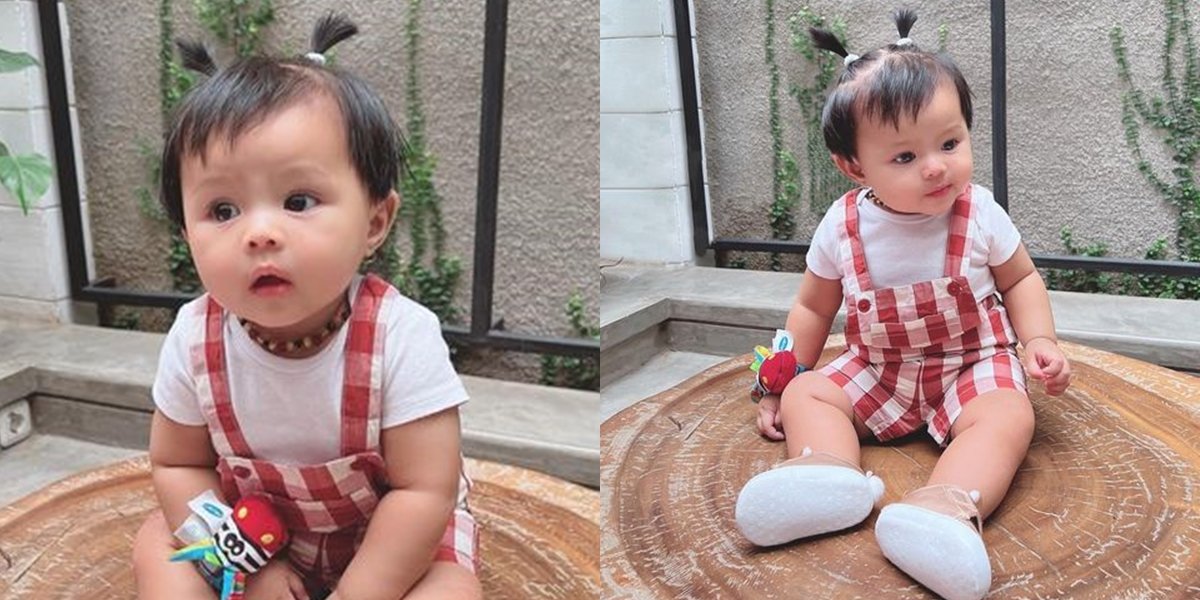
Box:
36, 0, 597, 358
674, 0, 1200, 280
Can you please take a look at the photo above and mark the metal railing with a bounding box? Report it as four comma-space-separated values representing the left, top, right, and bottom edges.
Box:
674, 0, 1200, 279
36, 0, 597, 358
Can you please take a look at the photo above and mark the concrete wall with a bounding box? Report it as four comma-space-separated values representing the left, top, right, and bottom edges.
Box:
699, 0, 1179, 262
66, 1, 597, 383
600, 0, 710, 264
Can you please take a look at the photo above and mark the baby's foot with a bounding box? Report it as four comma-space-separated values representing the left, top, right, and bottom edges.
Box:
874, 485, 990, 600
735, 447, 885, 546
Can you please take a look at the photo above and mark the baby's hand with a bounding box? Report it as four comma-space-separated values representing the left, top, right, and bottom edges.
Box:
756, 395, 786, 441
244, 558, 309, 600
1024, 337, 1071, 396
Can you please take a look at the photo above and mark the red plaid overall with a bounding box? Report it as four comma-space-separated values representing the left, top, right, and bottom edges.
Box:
817, 187, 1026, 445
189, 274, 478, 592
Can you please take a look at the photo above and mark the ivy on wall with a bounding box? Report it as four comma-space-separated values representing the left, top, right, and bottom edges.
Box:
378, 0, 464, 325
758, 3, 850, 272
1048, 0, 1200, 299
539, 290, 599, 391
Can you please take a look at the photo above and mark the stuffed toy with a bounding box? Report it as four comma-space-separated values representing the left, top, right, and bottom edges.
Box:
750, 329, 808, 400
171, 493, 290, 600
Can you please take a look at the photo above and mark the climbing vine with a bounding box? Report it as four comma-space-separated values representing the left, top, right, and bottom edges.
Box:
539, 290, 599, 391
380, 0, 464, 324
786, 7, 851, 216
1065, 0, 1200, 299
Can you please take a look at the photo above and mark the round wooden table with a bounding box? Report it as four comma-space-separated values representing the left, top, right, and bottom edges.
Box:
601, 341, 1200, 598
0, 456, 598, 599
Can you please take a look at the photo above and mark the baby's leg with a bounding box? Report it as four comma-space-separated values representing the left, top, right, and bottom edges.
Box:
402, 563, 482, 600
874, 369, 1033, 600
928, 387, 1035, 519
131, 511, 217, 600
779, 371, 872, 464
736, 371, 883, 546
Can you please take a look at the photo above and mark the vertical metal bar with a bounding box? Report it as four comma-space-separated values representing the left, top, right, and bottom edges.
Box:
991, 0, 1008, 211
470, 0, 507, 338
673, 0, 709, 255
37, 0, 89, 296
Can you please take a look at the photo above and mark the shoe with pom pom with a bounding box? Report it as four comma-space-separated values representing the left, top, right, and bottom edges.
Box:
735, 447, 885, 547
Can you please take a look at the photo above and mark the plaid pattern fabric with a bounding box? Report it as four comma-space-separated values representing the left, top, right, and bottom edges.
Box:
819, 187, 1025, 445
189, 274, 477, 591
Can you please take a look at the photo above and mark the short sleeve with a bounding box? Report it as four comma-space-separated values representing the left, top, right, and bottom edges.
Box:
975, 187, 1022, 266
152, 307, 206, 426
804, 201, 843, 280
380, 297, 469, 430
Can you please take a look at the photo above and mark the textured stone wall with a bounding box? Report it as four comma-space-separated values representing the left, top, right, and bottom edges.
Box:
699, 0, 1179, 263
67, 1, 597, 384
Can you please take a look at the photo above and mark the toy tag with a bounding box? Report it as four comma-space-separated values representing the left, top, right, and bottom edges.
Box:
175, 489, 232, 545
772, 329, 793, 354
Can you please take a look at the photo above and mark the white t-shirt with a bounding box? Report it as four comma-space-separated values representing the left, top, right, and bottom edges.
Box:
805, 185, 1021, 299
152, 276, 468, 466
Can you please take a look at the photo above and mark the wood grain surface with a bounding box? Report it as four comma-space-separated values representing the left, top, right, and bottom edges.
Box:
0, 456, 599, 599
601, 340, 1200, 599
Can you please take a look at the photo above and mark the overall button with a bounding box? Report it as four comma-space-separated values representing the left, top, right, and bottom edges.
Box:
947, 281, 961, 296
857, 298, 872, 312
233, 465, 252, 478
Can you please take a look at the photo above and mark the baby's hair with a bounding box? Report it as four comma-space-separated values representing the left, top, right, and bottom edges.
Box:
159, 12, 406, 229
811, 9, 973, 160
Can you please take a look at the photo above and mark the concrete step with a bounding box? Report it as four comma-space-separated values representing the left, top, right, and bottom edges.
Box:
601, 264, 1200, 380
601, 350, 728, 422
0, 321, 598, 493
0, 434, 142, 506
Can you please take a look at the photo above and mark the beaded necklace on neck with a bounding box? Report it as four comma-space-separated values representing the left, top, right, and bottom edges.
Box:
239, 296, 351, 355
865, 188, 887, 209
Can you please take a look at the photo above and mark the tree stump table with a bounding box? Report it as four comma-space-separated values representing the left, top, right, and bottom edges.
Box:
602, 340, 1200, 598
0, 456, 599, 599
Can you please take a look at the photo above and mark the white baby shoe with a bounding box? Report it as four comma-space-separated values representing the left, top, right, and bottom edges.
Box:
735, 447, 885, 547
874, 485, 991, 600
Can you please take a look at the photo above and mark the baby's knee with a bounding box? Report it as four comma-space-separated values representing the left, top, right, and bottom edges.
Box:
131, 511, 172, 567
1008, 395, 1036, 443
781, 372, 845, 410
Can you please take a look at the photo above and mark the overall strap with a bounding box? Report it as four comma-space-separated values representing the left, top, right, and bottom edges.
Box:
201, 297, 255, 457
340, 274, 390, 456
942, 185, 975, 278
842, 188, 873, 292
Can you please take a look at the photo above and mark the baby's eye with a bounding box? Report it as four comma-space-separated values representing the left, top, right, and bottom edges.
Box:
893, 152, 915, 164
211, 202, 240, 222
942, 139, 960, 151
283, 193, 319, 212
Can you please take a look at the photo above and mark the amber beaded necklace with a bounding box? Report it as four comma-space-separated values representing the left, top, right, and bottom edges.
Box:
239, 296, 351, 355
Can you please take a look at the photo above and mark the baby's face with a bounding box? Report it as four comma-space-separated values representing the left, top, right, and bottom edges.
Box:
845, 79, 973, 216
179, 93, 386, 334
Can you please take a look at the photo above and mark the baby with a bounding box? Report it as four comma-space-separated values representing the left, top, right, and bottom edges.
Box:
735, 10, 1071, 600
131, 14, 480, 600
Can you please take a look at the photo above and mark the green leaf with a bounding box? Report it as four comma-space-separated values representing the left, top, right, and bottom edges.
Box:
0, 49, 38, 73
0, 153, 53, 215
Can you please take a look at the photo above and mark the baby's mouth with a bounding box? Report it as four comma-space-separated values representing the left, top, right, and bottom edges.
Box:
251, 274, 292, 295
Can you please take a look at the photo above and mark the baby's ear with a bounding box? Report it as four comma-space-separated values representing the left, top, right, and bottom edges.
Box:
365, 191, 400, 255
831, 154, 867, 184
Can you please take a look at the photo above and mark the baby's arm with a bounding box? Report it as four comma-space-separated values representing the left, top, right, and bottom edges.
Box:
333, 407, 463, 600
148, 410, 224, 530
785, 269, 844, 368
758, 269, 843, 439
992, 243, 1072, 395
